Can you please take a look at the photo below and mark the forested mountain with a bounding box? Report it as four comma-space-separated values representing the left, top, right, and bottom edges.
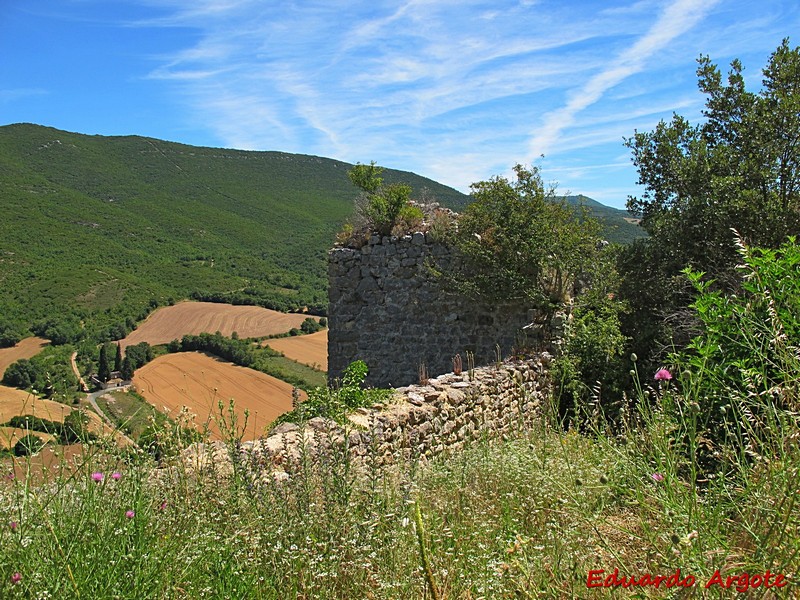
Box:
0, 123, 640, 343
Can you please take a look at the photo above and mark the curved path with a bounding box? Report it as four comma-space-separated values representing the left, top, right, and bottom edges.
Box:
70, 352, 90, 393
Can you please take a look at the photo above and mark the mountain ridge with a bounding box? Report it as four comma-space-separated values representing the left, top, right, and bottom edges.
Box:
0, 123, 642, 342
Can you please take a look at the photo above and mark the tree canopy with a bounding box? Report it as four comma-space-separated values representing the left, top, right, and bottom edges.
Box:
449, 164, 601, 307
620, 39, 800, 359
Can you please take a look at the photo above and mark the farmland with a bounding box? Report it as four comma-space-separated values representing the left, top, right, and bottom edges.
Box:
266, 329, 328, 371
0, 337, 49, 378
0, 384, 116, 440
132, 352, 305, 441
120, 301, 316, 348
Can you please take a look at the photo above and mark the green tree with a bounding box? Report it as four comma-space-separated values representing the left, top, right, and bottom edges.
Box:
98, 343, 111, 382
120, 356, 135, 381
2, 359, 39, 389
445, 164, 601, 307
300, 317, 321, 334
621, 39, 800, 360
114, 343, 123, 372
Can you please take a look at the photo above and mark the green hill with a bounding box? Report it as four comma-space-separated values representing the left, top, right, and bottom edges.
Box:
0, 123, 642, 344
563, 195, 646, 245
0, 123, 467, 341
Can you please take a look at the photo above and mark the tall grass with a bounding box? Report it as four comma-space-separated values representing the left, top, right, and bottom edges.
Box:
1, 239, 798, 598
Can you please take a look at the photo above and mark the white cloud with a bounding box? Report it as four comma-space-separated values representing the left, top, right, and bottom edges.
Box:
528, 0, 719, 158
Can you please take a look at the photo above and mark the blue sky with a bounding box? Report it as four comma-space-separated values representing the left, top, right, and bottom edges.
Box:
1, 1, 797, 209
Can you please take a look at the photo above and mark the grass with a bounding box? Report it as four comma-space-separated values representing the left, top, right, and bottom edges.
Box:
1, 362, 797, 598
95, 390, 169, 441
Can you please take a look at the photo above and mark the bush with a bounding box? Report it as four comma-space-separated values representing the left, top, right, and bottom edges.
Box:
3, 359, 38, 389
442, 164, 601, 307
675, 236, 800, 469
300, 317, 322, 334
274, 360, 392, 426
13, 434, 45, 456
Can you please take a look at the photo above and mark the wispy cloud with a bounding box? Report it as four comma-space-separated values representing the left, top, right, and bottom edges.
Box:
0, 88, 48, 103
29, 0, 787, 207
528, 0, 719, 159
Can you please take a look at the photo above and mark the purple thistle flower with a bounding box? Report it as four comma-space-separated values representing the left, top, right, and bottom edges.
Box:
91, 472, 104, 482
654, 368, 672, 381
9, 521, 18, 531
111, 472, 122, 480
125, 510, 135, 519
159, 501, 168, 511
11, 572, 21, 585
651, 473, 665, 482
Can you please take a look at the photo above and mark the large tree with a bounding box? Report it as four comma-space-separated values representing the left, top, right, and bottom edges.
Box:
621, 39, 800, 357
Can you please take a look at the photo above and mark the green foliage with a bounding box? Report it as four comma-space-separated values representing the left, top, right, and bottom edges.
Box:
347, 160, 384, 193
675, 237, 800, 468
12, 434, 45, 456
0, 320, 23, 348
348, 162, 417, 237
447, 164, 601, 307
4, 411, 96, 444
300, 317, 322, 334
275, 360, 391, 425
124, 342, 154, 370
62, 409, 94, 443
2, 345, 78, 398
98, 343, 112, 382
552, 247, 629, 423
620, 39, 800, 364
0, 125, 470, 340
2, 359, 38, 389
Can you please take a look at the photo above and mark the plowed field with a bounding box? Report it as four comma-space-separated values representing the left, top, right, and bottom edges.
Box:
121, 302, 315, 348
132, 352, 304, 441
266, 330, 328, 371
0, 337, 50, 377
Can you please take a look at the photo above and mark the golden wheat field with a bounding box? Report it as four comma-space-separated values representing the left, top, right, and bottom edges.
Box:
265, 330, 328, 371
0, 337, 50, 378
120, 302, 316, 348
0, 384, 113, 437
132, 352, 305, 441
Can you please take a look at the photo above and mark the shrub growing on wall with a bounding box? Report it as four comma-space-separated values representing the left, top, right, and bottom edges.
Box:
440, 164, 602, 308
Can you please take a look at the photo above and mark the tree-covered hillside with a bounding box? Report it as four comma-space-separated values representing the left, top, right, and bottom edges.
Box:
0, 124, 468, 342
0, 123, 641, 345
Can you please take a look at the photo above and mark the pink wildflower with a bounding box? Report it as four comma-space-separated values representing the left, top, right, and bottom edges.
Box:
91, 472, 104, 482
125, 510, 135, 519
111, 472, 122, 480
654, 368, 672, 381
159, 501, 168, 511
9, 521, 17, 531
11, 572, 21, 585
651, 473, 665, 482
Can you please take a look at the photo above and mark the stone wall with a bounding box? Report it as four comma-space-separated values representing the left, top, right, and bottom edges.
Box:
328, 232, 542, 388
185, 355, 552, 477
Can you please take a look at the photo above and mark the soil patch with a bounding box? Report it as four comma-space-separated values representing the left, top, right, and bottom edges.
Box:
120, 302, 315, 348
0, 337, 50, 378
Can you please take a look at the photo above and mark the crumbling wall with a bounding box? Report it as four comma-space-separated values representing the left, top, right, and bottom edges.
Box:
327, 232, 539, 388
